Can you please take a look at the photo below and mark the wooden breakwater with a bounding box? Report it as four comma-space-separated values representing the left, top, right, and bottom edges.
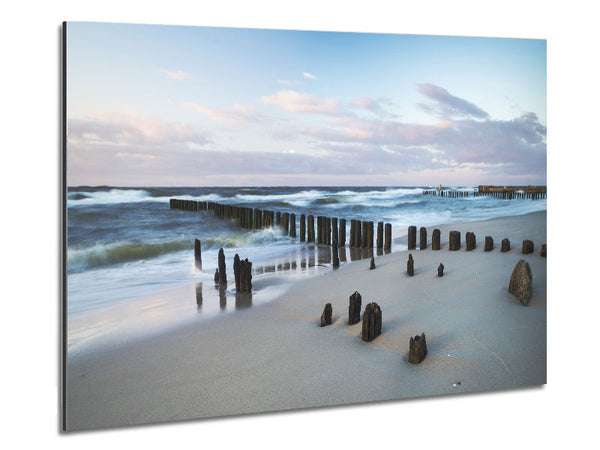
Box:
169, 198, 393, 250
423, 185, 546, 200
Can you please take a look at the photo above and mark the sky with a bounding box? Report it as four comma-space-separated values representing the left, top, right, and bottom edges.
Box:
66, 22, 547, 187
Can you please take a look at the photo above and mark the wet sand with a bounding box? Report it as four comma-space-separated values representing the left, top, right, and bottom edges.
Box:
65, 211, 546, 431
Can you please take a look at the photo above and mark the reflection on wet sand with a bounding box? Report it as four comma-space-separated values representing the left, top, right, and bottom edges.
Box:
195, 282, 203, 309
195, 244, 387, 314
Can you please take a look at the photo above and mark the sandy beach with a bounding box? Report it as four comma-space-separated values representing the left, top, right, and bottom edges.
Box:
66, 211, 546, 431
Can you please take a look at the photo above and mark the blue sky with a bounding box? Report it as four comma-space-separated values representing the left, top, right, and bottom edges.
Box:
67, 22, 546, 186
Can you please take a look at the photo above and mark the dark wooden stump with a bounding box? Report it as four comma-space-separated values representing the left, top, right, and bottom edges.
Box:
437, 263, 444, 277
407, 253, 414, 276
214, 268, 219, 285
384, 223, 392, 250
332, 240, 340, 268
320, 303, 332, 327
377, 222, 383, 249
432, 229, 441, 250
218, 248, 227, 284
194, 238, 202, 270
501, 238, 510, 252
541, 244, 546, 258
339, 219, 346, 247
408, 226, 417, 250
370, 256, 376, 270
307, 215, 315, 243
300, 214, 306, 242
239, 258, 252, 293
420, 227, 427, 250
233, 253, 241, 291
290, 213, 296, 238
484, 236, 494, 252
348, 291, 362, 325
522, 240, 534, 254
466, 232, 476, 251
408, 333, 428, 364
449, 231, 461, 251
361, 302, 382, 342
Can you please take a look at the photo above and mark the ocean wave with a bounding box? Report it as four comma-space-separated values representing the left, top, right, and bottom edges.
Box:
67, 188, 224, 207
67, 229, 285, 272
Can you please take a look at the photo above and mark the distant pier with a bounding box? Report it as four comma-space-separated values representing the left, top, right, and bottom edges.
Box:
423, 185, 546, 200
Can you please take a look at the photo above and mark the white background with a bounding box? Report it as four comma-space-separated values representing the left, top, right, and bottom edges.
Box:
1, 0, 597, 448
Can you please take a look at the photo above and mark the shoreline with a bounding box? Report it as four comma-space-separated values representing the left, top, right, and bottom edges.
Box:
66, 210, 546, 431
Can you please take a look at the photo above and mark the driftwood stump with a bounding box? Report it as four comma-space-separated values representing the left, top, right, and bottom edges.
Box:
361, 302, 382, 342
522, 240, 534, 254
420, 227, 427, 250
370, 256, 376, 270
408, 226, 417, 250
321, 303, 332, 327
348, 291, 362, 325
466, 232, 476, 251
432, 229, 441, 250
501, 238, 510, 252
437, 263, 444, 277
484, 236, 494, 252
408, 333, 428, 364
449, 231, 461, 251
407, 254, 414, 276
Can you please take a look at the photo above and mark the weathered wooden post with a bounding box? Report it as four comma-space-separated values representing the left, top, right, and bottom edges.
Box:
432, 229, 441, 250
501, 238, 510, 252
307, 215, 315, 243
356, 220, 362, 248
240, 258, 252, 293
484, 236, 494, 252
377, 222, 383, 249
332, 239, 340, 268
466, 232, 476, 251
321, 303, 332, 327
509, 259, 533, 306
449, 231, 461, 251
408, 226, 417, 250
348, 291, 362, 325
384, 223, 392, 250
368, 221, 374, 248
326, 217, 332, 246
407, 253, 414, 276
437, 263, 444, 277
361, 302, 382, 342
332, 218, 338, 248
290, 213, 296, 238
218, 248, 227, 285
233, 253, 241, 291
522, 240, 534, 254
194, 238, 202, 270
370, 256, 376, 270
408, 333, 428, 364
339, 218, 346, 247
420, 227, 427, 250
361, 221, 368, 248
276, 211, 281, 226
300, 214, 306, 242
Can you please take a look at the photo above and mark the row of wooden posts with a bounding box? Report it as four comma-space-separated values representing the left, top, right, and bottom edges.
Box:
406, 225, 546, 256
170, 198, 393, 250
422, 189, 546, 200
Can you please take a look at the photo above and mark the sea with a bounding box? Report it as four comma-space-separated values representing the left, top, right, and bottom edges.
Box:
66, 186, 546, 353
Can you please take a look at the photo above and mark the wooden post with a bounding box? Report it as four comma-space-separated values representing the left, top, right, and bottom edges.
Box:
218, 248, 227, 285
339, 218, 346, 247
432, 229, 441, 250
361, 302, 382, 342
307, 215, 315, 243
419, 227, 427, 250
449, 231, 461, 251
484, 236, 494, 252
408, 226, 417, 250
332, 218, 338, 248
501, 238, 510, 252
384, 223, 392, 250
466, 232, 476, 251
300, 214, 306, 242
377, 222, 383, 249
194, 238, 202, 270
290, 213, 296, 238
348, 291, 362, 325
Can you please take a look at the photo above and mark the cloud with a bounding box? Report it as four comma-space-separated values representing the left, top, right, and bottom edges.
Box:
68, 111, 210, 147
303, 72, 318, 80
352, 96, 398, 118
417, 83, 489, 119
261, 90, 341, 115
160, 69, 191, 80
181, 101, 263, 124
